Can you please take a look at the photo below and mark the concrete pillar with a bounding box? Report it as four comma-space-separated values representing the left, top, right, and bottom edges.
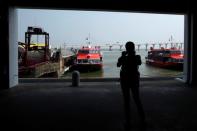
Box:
72, 70, 80, 87
165, 43, 168, 49
145, 44, 148, 51
183, 13, 197, 85
119, 45, 123, 51
109, 45, 112, 51
9, 8, 18, 88
171, 42, 173, 48
180, 43, 183, 49
152, 44, 155, 49
175, 43, 179, 48
183, 14, 190, 83
137, 44, 140, 51
159, 43, 162, 48
0, 6, 18, 89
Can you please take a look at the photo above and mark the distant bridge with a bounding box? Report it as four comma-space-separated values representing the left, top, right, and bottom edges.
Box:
105, 42, 184, 51
60, 42, 184, 51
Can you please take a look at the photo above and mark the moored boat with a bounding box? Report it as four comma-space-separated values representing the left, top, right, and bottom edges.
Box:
71, 45, 103, 71
18, 26, 61, 78
145, 47, 184, 70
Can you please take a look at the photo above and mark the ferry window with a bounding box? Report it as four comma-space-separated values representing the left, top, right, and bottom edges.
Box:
78, 50, 89, 54
165, 51, 170, 54
158, 52, 163, 56
170, 50, 181, 54
90, 50, 95, 53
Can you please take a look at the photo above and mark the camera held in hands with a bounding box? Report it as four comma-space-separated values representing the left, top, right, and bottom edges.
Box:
121, 51, 127, 57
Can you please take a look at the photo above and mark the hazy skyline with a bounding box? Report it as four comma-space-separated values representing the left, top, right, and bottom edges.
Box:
17, 9, 184, 48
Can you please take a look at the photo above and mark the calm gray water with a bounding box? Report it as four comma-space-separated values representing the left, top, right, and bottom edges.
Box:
63, 49, 183, 78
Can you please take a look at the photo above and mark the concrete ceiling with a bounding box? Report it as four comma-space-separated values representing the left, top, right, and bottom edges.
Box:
5, 0, 193, 14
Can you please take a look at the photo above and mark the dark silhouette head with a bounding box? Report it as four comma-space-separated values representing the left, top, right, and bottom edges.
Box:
125, 41, 135, 54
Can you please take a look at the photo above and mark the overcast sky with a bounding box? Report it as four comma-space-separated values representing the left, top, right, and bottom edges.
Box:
17, 9, 184, 48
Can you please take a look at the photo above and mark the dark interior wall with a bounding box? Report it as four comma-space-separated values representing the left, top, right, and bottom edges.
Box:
0, 3, 9, 89
190, 12, 197, 85
0, 0, 197, 88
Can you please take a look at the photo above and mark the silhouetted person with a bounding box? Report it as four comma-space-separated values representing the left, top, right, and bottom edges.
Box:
117, 41, 146, 130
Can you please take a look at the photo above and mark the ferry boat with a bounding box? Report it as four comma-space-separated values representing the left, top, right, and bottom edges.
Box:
145, 47, 184, 70
71, 45, 103, 71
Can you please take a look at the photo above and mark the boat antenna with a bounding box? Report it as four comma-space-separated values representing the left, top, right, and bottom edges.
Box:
86, 33, 91, 47
169, 35, 174, 48
88, 33, 90, 46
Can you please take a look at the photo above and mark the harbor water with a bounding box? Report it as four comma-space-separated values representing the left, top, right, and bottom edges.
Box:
62, 49, 183, 78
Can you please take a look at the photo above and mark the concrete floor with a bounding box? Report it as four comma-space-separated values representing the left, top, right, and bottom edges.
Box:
0, 79, 197, 131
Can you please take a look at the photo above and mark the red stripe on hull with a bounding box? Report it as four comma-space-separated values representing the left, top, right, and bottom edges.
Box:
146, 60, 183, 70
71, 64, 103, 72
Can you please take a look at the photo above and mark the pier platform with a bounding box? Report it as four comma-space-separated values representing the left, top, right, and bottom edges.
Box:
0, 78, 197, 131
